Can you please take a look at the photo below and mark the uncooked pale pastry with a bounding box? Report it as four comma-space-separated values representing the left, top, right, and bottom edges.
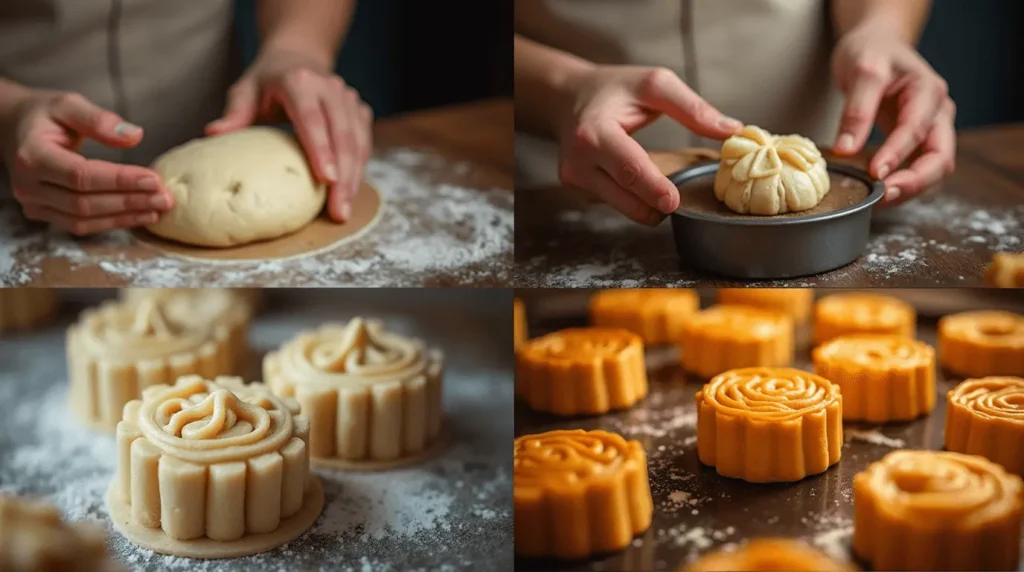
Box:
121, 287, 262, 314
715, 126, 830, 215
514, 429, 653, 560
716, 288, 814, 323
680, 305, 793, 378
516, 327, 648, 415
264, 318, 444, 470
589, 288, 700, 344
696, 367, 842, 482
107, 375, 323, 558
685, 538, 853, 571
0, 288, 57, 334
0, 494, 121, 572
938, 311, 1024, 377
986, 252, 1024, 287
67, 298, 234, 432
147, 127, 327, 247
854, 450, 1023, 571
813, 293, 915, 346
813, 335, 935, 422
946, 376, 1024, 475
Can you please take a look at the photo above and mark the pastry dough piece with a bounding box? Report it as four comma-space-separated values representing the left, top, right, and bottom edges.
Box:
0, 494, 121, 572
517, 328, 647, 415
716, 288, 814, 324
514, 429, 653, 560
938, 311, 1024, 377
813, 293, 915, 346
0, 288, 57, 334
685, 538, 853, 571
854, 450, 1023, 571
813, 335, 935, 422
589, 288, 700, 344
107, 375, 323, 558
680, 305, 793, 378
514, 298, 527, 350
121, 287, 262, 314
714, 126, 830, 215
67, 299, 234, 432
264, 318, 444, 469
986, 252, 1024, 287
696, 367, 842, 482
946, 376, 1024, 475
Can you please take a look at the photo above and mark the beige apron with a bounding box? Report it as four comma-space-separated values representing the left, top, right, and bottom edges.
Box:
515, 0, 846, 188
0, 0, 236, 177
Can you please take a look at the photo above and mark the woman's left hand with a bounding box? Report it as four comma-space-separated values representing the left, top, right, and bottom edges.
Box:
207, 47, 372, 222
831, 20, 956, 206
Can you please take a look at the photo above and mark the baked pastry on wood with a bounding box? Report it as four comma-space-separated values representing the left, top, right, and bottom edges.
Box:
681, 305, 793, 378
938, 310, 1024, 377
813, 292, 915, 345
589, 288, 700, 344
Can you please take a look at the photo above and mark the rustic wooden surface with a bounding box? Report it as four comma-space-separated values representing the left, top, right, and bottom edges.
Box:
514, 125, 1024, 288
0, 98, 513, 288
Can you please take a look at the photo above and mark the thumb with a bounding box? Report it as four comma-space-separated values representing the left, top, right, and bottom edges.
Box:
206, 79, 259, 135
48, 93, 143, 148
637, 69, 742, 140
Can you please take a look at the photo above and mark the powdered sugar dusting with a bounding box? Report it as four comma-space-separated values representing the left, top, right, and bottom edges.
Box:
844, 428, 907, 448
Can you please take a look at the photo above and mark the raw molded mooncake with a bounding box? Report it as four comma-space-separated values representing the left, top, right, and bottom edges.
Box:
589, 288, 700, 344
685, 538, 852, 571
680, 305, 793, 379
514, 429, 653, 560
813, 293, 915, 346
938, 311, 1024, 377
945, 376, 1024, 476
0, 494, 120, 571
0, 288, 57, 334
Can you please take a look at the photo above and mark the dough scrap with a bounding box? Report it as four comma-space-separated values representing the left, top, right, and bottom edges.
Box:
147, 127, 326, 247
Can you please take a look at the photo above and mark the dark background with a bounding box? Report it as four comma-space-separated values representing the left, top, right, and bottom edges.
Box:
236, 0, 512, 119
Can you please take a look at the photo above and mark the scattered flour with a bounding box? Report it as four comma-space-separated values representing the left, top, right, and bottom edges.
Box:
844, 428, 907, 448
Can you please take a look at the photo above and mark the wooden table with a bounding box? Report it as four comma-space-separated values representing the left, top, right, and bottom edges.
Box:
514, 124, 1024, 288
0, 98, 513, 287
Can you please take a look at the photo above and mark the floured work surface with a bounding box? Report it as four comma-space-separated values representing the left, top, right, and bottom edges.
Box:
0, 148, 513, 287
513, 296, 1024, 572
0, 289, 513, 572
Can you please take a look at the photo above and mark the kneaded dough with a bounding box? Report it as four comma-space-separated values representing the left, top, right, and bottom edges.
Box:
714, 125, 830, 215
147, 127, 327, 247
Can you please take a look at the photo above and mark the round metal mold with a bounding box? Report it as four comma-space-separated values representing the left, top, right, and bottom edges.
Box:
668, 162, 885, 280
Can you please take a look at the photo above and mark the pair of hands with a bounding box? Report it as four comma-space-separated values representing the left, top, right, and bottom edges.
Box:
557, 21, 956, 225
0, 48, 372, 236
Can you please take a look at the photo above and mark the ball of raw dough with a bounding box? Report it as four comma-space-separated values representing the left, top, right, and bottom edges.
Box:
714, 125, 830, 215
146, 127, 327, 247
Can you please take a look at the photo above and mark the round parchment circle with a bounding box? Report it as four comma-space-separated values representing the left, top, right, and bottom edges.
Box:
311, 429, 448, 472
132, 181, 383, 263
106, 476, 324, 559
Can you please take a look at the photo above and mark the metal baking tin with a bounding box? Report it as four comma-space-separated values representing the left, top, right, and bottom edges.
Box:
668, 162, 885, 279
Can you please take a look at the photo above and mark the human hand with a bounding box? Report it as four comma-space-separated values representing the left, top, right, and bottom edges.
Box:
555, 66, 742, 225
831, 20, 956, 206
206, 47, 372, 222
0, 91, 171, 235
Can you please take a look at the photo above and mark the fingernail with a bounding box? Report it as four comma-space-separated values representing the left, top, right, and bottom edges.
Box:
115, 122, 143, 138
149, 194, 171, 210
340, 202, 352, 221
656, 194, 676, 213
886, 186, 901, 202
324, 164, 339, 182
876, 164, 890, 179
719, 117, 742, 131
138, 176, 159, 191
836, 134, 854, 151
136, 212, 158, 225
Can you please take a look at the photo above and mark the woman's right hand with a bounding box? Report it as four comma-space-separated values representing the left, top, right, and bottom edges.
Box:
555, 66, 742, 225
0, 90, 172, 235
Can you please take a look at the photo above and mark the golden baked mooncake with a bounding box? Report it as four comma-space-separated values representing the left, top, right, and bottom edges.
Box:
680, 305, 793, 379
685, 538, 852, 571
589, 288, 700, 344
716, 288, 814, 323
945, 376, 1024, 476
813, 293, 915, 345
938, 311, 1024, 377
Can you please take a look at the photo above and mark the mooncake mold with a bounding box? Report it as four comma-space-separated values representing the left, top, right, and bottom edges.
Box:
680, 305, 793, 379
107, 375, 322, 558
986, 252, 1024, 288
813, 292, 915, 345
946, 376, 1024, 475
67, 299, 234, 432
853, 450, 1023, 571
514, 298, 527, 350
264, 318, 444, 470
0, 494, 120, 572
696, 367, 842, 482
813, 335, 935, 422
0, 288, 57, 334
685, 538, 852, 572
589, 288, 700, 344
938, 311, 1024, 377
716, 288, 814, 323
514, 429, 653, 560
516, 327, 647, 415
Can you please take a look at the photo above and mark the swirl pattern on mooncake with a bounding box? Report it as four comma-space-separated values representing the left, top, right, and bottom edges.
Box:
589, 288, 700, 344
854, 450, 1023, 571
813, 293, 916, 345
517, 328, 647, 415
946, 376, 1024, 476
514, 430, 653, 560
696, 367, 842, 482
685, 538, 852, 572
680, 305, 794, 379
264, 318, 444, 468
938, 311, 1024, 377
813, 335, 935, 422
68, 299, 234, 432
0, 494, 121, 572
109, 375, 322, 558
